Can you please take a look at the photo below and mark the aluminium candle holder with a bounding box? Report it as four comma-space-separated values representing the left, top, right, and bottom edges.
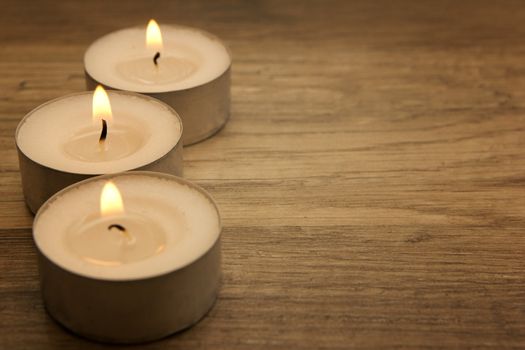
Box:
15, 91, 183, 214
34, 172, 222, 343
85, 25, 231, 146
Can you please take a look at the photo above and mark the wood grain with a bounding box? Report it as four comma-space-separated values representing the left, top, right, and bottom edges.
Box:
1, 0, 524, 348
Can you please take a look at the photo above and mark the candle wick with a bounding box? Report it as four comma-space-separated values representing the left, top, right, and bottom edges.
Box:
108, 224, 126, 232
108, 224, 131, 241
99, 119, 108, 143
153, 52, 160, 66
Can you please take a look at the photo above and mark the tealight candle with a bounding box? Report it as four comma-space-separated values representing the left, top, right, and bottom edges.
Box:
33, 172, 221, 343
84, 20, 231, 145
16, 87, 183, 213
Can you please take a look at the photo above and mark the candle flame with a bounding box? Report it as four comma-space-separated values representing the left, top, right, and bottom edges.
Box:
92, 85, 113, 124
146, 19, 163, 51
100, 181, 124, 216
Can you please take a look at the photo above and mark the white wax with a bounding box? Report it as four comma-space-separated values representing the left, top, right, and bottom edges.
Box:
84, 25, 231, 93
16, 91, 181, 174
33, 174, 221, 280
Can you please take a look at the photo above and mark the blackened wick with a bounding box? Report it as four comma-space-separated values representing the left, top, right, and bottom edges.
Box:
108, 224, 126, 232
99, 119, 108, 143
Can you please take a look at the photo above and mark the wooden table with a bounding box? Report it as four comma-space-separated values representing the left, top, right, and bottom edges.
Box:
1, 0, 524, 348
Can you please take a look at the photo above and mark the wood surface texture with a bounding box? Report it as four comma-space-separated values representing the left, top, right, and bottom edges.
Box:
0, 0, 524, 349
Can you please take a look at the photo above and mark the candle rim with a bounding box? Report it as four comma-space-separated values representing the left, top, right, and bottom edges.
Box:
84, 24, 232, 94
33, 171, 222, 282
15, 90, 183, 175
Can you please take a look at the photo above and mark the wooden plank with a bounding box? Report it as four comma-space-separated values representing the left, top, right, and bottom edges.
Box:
0, 0, 524, 348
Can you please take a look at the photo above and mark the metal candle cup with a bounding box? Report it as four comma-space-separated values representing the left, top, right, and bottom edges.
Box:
33, 172, 222, 343
15, 90, 183, 214
84, 24, 231, 145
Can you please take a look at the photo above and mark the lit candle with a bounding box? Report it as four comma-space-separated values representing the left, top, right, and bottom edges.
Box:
84, 20, 231, 145
33, 172, 221, 343
16, 88, 183, 213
